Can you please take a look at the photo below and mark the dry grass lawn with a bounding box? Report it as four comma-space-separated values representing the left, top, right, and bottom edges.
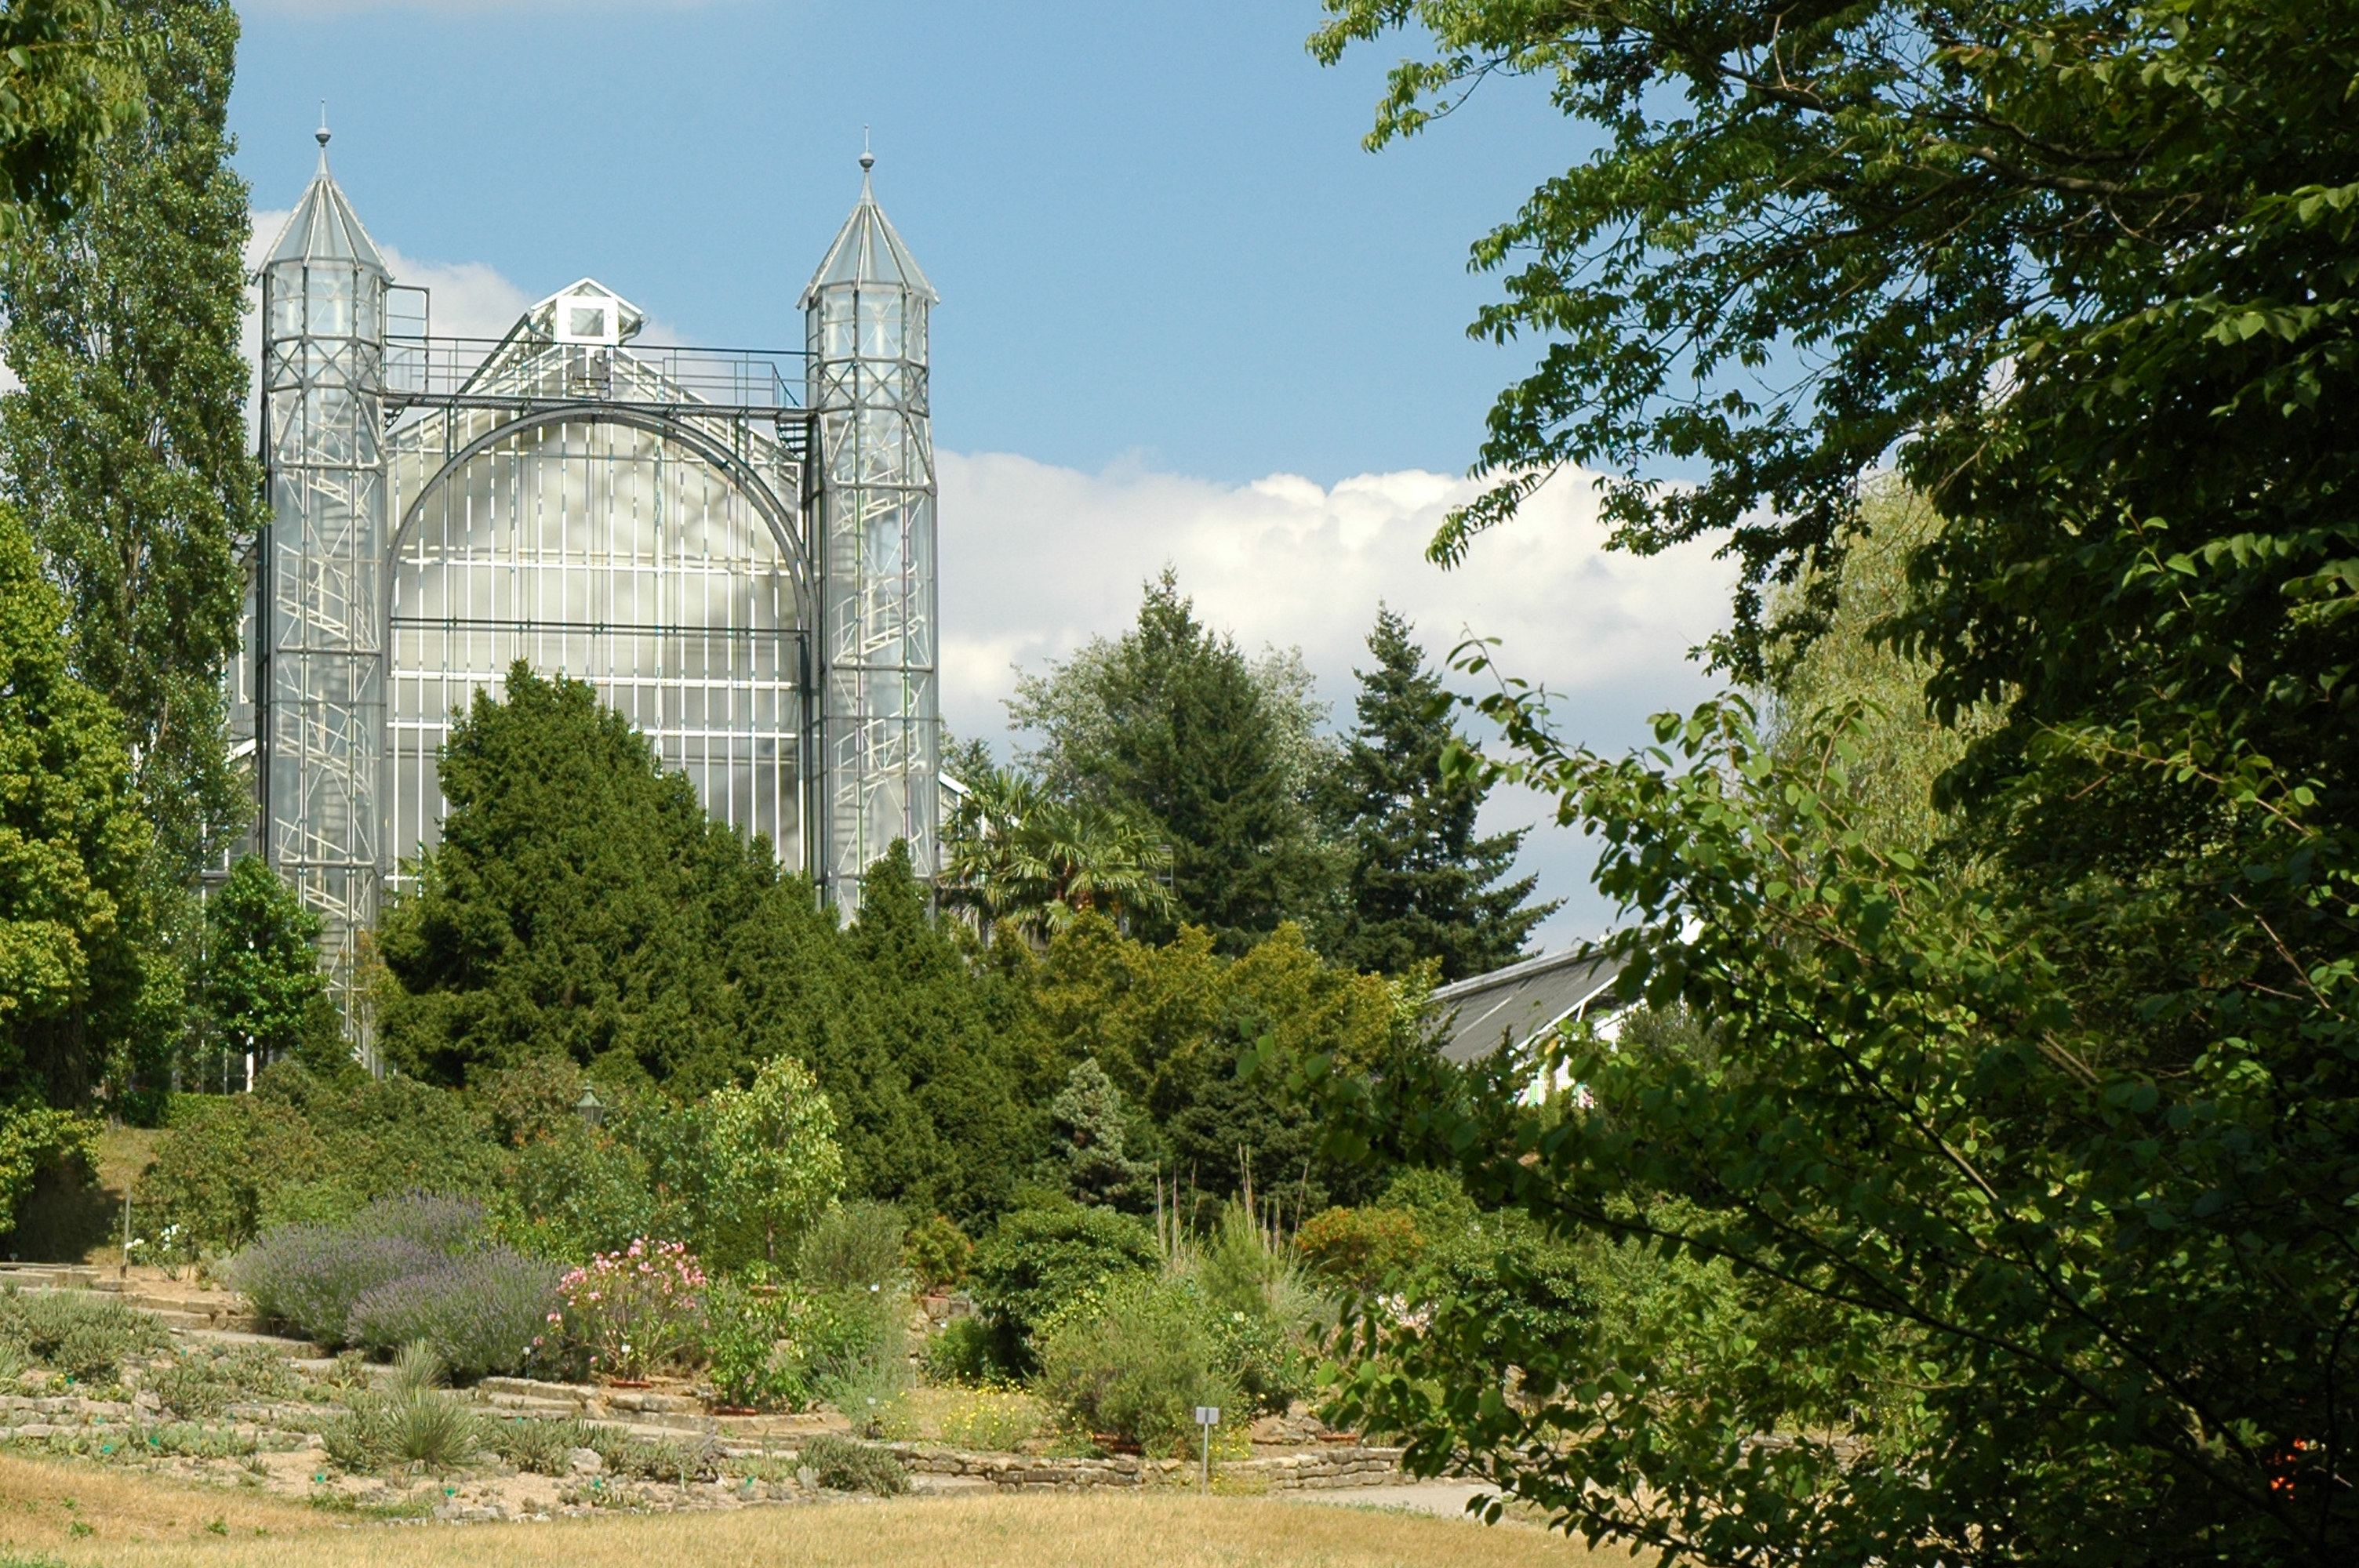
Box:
0, 1451, 1649, 1568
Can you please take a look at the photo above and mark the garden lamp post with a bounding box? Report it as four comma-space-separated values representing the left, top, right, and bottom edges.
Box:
576, 1087, 605, 1129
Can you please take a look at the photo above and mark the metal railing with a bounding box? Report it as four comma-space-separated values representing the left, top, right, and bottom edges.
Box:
384, 333, 810, 413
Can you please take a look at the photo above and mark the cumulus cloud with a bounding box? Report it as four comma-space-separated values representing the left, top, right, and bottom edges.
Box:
939, 453, 1737, 946
938, 453, 1730, 741
246, 208, 538, 341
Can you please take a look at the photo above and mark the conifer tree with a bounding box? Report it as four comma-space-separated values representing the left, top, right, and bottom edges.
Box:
1011, 570, 1332, 952
1046, 1058, 1152, 1210
0, 0, 263, 889
1318, 608, 1554, 980
374, 663, 762, 1087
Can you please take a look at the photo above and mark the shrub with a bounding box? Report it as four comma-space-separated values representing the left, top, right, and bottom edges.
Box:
1294, 1206, 1423, 1294
322, 1345, 482, 1472
703, 1281, 820, 1411
548, 1239, 705, 1379
807, 1282, 907, 1396
904, 1214, 972, 1292
796, 1201, 905, 1293
969, 1200, 1157, 1363
337, 1192, 488, 1254
0, 1288, 171, 1384
799, 1432, 908, 1495
231, 1192, 489, 1346
488, 1414, 591, 1476
499, 1132, 663, 1263
921, 1315, 1016, 1386
140, 1094, 327, 1253
1411, 1214, 1593, 1362
346, 1248, 561, 1379
1033, 1274, 1240, 1457
234, 1230, 446, 1346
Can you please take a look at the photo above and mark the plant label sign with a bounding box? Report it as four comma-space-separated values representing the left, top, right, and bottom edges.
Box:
1195, 1407, 1220, 1426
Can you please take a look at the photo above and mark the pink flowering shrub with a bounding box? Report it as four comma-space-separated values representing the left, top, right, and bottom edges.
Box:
544, 1238, 707, 1379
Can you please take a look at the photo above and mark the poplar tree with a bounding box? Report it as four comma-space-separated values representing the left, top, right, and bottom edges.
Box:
0, 505, 173, 1109
0, 0, 263, 890
1318, 608, 1554, 980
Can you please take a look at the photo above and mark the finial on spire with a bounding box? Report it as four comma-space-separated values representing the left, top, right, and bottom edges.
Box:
316, 100, 331, 150
860, 125, 874, 173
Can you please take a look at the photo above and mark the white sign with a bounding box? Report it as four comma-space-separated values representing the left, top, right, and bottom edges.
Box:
1194, 1406, 1220, 1426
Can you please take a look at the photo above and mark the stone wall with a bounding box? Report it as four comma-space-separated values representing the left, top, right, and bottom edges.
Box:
885, 1442, 1405, 1492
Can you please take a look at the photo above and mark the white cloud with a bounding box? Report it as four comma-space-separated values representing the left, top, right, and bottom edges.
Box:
939, 453, 1737, 947
246, 208, 538, 341
938, 453, 1729, 739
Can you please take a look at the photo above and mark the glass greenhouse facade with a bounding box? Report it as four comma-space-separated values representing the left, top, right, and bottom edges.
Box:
237, 136, 940, 1028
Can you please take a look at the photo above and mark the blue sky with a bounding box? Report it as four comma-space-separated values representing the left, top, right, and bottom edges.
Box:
233, 0, 1733, 946
234, 0, 1574, 484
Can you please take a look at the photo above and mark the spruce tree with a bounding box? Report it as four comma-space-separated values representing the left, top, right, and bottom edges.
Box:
0, 0, 263, 891
1012, 570, 1330, 952
1318, 608, 1554, 980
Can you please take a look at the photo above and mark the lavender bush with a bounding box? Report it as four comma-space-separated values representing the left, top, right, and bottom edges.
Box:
231, 1192, 490, 1348
347, 1248, 562, 1379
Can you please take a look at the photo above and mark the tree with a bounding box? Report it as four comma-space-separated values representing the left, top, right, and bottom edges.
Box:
194, 854, 337, 1083
1033, 914, 1408, 1212
1317, 607, 1554, 980
374, 663, 764, 1087
1010, 570, 1334, 952
0, 2, 136, 237
943, 765, 1173, 945
0, 503, 173, 1110
705, 1054, 845, 1269
834, 842, 1051, 1221
1, 0, 263, 889
1310, 2, 2359, 1562
1045, 1058, 1153, 1210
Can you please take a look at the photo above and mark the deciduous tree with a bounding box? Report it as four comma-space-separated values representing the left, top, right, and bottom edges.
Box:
2, 0, 263, 889
1312, 2, 2359, 1562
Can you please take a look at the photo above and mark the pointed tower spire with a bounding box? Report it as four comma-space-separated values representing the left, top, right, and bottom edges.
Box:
264, 115, 387, 273
800, 145, 936, 308
804, 145, 941, 913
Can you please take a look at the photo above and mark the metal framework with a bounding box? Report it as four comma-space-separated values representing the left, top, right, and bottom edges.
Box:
805, 151, 941, 913
242, 132, 940, 1027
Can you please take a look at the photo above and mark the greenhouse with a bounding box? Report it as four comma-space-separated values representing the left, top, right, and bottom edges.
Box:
235, 130, 940, 1021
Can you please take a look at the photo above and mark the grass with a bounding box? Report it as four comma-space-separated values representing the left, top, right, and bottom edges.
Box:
0, 1450, 1645, 1568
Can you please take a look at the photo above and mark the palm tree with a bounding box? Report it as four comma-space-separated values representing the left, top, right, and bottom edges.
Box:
943, 766, 1172, 945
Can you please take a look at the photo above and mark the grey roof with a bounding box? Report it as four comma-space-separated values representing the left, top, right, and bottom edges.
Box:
800, 169, 937, 307
1427, 947, 1626, 1065
264, 142, 386, 273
